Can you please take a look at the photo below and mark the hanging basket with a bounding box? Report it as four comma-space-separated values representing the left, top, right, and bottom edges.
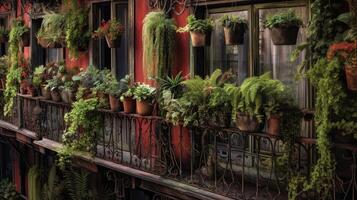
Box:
270, 26, 300, 45
37, 37, 64, 48
190, 31, 207, 47
345, 64, 357, 91
224, 24, 246, 45
105, 35, 122, 48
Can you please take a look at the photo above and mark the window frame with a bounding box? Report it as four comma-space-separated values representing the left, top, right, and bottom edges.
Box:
89, 0, 134, 78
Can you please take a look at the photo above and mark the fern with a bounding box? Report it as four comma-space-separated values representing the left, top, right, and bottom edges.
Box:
42, 165, 64, 200
64, 169, 94, 200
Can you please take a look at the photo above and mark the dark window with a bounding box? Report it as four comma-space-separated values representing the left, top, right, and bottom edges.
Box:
0, 16, 8, 56
0, 142, 13, 180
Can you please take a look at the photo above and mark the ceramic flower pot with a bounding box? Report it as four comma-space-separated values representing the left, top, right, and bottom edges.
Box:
190, 31, 207, 47
136, 100, 153, 116
123, 97, 136, 114
223, 24, 245, 45
41, 85, 51, 100
105, 35, 121, 48
60, 90, 70, 104
270, 26, 300, 45
345, 64, 357, 91
21, 31, 30, 47
236, 112, 259, 132
109, 95, 122, 112
267, 115, 281, 135
50, 90, 61, 102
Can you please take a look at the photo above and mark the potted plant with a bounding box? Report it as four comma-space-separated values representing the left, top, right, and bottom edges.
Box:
0, 26, 9, 43
33, 64, 59, 100
119, 75, 136, 113
45, 77, 63, 102
178, 15, 214, 47
93, 19, 125, 48
327, 41, 357, 91
59, 81, 74, 104
106, 81, 122, 112
264, 10, 303, 45
37, 12, 66, 48
219, 14, 247, 45
134, 84, 156, 116
0, 56, 8, 89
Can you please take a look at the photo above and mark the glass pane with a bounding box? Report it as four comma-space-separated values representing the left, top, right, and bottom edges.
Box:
115, 3, 129, 79
46, 48, 63, 63
209, 10, 249, 84
258, 7, 308, 108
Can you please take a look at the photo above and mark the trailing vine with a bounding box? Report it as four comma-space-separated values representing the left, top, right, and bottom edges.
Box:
4, 19, 28, 116
58, 97, 101, 169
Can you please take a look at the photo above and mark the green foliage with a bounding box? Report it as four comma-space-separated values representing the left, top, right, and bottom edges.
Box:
42, 165, 64, 200
178, 15, 213, 33
4, 19, 27, 116
337, 12, 357, 41
58, 97, 101, 169
0, 179, 20, 200
0, 55, 9, 80
133, 84, 156, 102
157, 72, 184, 98
143, 11, 176, 79
64, 1, 90, 58
162, 69, 233, 127
28, 166, 41, 200
120, 75, 135, 101
45, 76, 63, 91
264, 9, 302, 29
93, 19, 124, 40
219, 14, 247, 30
37, 12, 66, 47
72, 66, 100, 89
64, 169, 95, 200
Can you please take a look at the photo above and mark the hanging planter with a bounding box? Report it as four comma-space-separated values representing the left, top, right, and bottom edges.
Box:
37, 12, 66, 49
178, 15, 213, 47
264, 10, 303, 45
93, 19, 125, 49
219, 15, 247, 45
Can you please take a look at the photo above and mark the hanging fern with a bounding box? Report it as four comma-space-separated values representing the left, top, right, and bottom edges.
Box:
4, 19, 27, 116
143, 11, 176, 79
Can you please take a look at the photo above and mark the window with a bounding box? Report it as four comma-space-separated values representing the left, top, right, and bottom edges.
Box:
0, 14, 10, 56
91, 0, 131, 79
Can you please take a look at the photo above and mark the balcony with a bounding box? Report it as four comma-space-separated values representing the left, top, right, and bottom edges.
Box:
0, 90, 356, 200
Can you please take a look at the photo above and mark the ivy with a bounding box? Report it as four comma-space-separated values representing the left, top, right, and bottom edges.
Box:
58, 97, 101, 169
4, 19, 27, 116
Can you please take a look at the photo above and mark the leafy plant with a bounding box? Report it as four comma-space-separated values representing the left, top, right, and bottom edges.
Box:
157, 72, 184, 99
4, 18, 28, 116
64, 0, 90, 58
42, 165, 64, 200
120, 75, 135, 101
72, 66, 101, 89
93, 19, 124, 40
178, 15, 213, 33
219, 14, 247, 30
28, 166, 41, 200
0, 26, 9, 42
64, 169, 95, 200
264, 9, 303, 29
45, 76, 63, 91
58, 97, 101, 169
37, 12, 66, 47
0, 179, 20, 200
133, 83, 156, 102
143, 11, 176, 79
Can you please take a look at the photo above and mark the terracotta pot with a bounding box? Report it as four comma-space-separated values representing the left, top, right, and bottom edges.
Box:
236, 112, 259, 132
345, 64, 357, 91
190, 31, 207, 47
50, 90, 61, 102
224, 24, 245, 45
20, 82, 28, 94
105, 35, 121, 48
267, 115, 281, 135
136, 100, 153, 116
109, 95, 122, 112
21, 31, 30, 47
27, 87, 37, 97
41, 86, 51, 100
270, 26, 300, 45
123, 97, 136, 114
60, 90, 70, 104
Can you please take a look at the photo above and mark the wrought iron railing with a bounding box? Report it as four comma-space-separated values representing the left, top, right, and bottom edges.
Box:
0, 92, 356, 199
